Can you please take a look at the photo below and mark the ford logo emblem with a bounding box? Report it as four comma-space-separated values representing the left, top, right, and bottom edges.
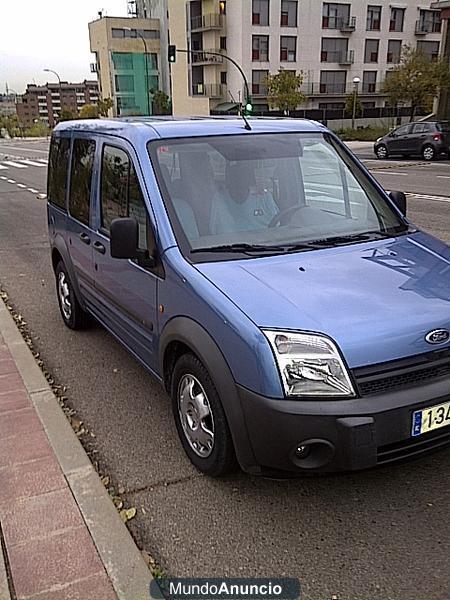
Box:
425, 329, 450, 345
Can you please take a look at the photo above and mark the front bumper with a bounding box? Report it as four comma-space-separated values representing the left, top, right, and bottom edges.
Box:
238, 376, 450, 474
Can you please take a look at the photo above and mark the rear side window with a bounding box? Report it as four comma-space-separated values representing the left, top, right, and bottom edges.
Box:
69, 138, 96, 226
47, 137, 70, 210
437, 122, 450, 133
100, 144, 148, 250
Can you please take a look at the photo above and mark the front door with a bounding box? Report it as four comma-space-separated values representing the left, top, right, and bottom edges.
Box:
388, 124, 411, 154
89, 139, 160, 372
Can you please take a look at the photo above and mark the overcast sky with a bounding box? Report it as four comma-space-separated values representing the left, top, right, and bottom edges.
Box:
0, 0, 128, 94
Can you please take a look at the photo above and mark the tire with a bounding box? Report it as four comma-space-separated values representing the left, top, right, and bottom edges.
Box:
55, 261, 90, 330
171, 353, 237, 477
422, 144, 436, 161
375, 144, 389, 160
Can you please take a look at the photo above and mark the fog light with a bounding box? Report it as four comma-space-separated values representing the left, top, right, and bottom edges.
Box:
295, 445, 310, 459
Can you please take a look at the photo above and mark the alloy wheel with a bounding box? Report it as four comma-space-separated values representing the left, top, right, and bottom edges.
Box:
177, 374, 215, 458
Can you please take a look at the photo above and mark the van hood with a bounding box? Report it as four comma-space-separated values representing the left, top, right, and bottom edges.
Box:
196, 231, 450, 368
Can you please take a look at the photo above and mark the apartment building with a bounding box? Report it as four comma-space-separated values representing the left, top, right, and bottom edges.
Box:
89, 16, 162, 117
16, 81, 99, 127
139, 0, 444, 115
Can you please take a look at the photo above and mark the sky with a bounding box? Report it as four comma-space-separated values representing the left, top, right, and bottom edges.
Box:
0, 0, 129, 94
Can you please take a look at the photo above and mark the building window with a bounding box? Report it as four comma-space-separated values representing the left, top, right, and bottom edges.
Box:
366, 5, 381, 31
418, 10, 441, 33
319, 70, 346, 94
111, 27, 159, 39
115, 75, 135, 93
417, 40, 440, 62
322, 3, 350, 29
364, 39, 379, 63
389, 8, 405, 32
252, 35, 269, 61
252, 69, 269, 95
69, 139, 96, 226
219, 1, 226, 15
362, 71, 377, 93
112, 53, 134, 70
280, 36, 296, 61
387, 40, 402, 64
321, 37, 348, 62
220, 71, 227, 84
281, 0, 297, 27
252, 0, 269, 25
220, 36, 227, 50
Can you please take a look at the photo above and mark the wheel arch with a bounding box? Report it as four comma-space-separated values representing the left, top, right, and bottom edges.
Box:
159, 316, 259, 473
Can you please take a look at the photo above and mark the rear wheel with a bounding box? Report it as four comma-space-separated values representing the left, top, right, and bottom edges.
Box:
171, 353, 237, 477
375, 144, 388, 160
55, 262, 89, 330
422, 144, 436, 161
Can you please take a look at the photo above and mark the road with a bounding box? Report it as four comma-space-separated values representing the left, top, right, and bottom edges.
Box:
1, 137, 449, 600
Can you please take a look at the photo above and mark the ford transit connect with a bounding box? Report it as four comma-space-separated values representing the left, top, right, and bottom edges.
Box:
47, 118, 450, 477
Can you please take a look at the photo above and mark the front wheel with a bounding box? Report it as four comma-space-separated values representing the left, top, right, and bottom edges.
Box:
375, 144, 389, 160
171, 353, 237, 477
55, 261, 90, 330
422, 144, 436, 161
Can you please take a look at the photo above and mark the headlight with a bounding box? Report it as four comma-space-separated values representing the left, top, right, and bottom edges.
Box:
263, 330, 355, 398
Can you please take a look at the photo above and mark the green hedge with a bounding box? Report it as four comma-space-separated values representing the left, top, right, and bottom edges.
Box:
335, 126, 390, 142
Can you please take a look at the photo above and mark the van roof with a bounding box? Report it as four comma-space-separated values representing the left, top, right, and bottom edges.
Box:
53, 116, 328, 141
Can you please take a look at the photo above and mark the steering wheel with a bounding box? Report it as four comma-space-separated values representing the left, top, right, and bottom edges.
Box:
269, 204, 305, 228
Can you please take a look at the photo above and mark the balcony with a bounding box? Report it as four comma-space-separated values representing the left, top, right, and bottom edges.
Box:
190, 13, 224, 31
340, 16, 356, 31
191, 49, 224, 65
192, 83, 225, 98
305, 81, 386, 96
339, 50, 354, 65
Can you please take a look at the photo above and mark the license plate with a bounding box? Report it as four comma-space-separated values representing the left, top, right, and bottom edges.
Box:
412, 400, 450, 436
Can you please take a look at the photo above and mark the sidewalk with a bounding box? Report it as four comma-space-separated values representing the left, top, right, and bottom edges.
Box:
0, 300, 152, 599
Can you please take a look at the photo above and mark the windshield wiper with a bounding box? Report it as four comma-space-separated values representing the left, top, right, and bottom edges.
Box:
191, 243, 284, 254
305, 231, 395, 247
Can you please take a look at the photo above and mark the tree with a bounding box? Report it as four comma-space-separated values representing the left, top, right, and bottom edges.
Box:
383, 45, 450, 121
345, 92, 362, 119
97, 97, 113, 117
79, 104, 99, 119
266, 70, 306, 115
152, 90, 170, 115
59, 107, 77, 121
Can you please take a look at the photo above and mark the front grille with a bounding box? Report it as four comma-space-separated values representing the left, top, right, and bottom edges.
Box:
378, 428, 450, 464
354, 348, 450, 396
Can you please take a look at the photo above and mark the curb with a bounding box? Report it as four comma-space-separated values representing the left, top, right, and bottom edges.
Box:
0, 300, 153, 600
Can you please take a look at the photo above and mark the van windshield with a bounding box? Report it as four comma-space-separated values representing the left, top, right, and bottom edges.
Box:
148, 133, 408, 259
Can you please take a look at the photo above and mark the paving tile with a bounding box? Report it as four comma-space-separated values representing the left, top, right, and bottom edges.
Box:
0, 407, 42, 439
8, 527, 104, 599
0, 429, 52, 468
0, 358, 17, 375
0, 372, 24, 393
0, 389, 30, 413
0, 345, 10, 360
1, 487, 84, 546
28, 572, 117, 600
0, 455, 65, 504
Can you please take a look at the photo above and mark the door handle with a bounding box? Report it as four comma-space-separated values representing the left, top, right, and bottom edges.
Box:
79, 232, 91, 245
93, 241, 106, 254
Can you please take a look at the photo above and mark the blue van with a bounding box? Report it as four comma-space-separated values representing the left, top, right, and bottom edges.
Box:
47, 117, 450, 477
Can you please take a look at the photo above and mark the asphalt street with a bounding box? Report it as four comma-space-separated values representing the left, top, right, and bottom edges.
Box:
0, 137, 449, 600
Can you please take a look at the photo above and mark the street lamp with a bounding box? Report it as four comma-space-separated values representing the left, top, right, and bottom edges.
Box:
352, 76, 361, 129
44, 68, 63, 121
124, 27, 151, 115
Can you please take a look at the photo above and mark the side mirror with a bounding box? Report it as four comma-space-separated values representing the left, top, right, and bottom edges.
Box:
110, 217, 140, 259
110, 217, 155, 268
389, 191, 407, 216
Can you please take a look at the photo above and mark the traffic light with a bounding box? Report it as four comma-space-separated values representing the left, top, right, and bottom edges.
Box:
168, 45, 177, 63
244, 97, 253, 116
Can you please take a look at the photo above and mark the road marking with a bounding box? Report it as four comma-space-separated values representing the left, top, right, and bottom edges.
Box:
16, 183, 26, 188
373, 171, 407, 175
28, 188, 39, 193
0, 145, 48, 154
36, 159, 48, 164
406, 193, 450, 204
437, 175, 450, 179
7, 179, 16, 183
0, 164, 8, 170
3, 160, 27, 169
18, 159, 47, 167
0, 176, 7, 180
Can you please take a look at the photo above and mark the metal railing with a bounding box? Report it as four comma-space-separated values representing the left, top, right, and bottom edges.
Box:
190, 13, 224, 31
415, 20, 441, 34
192, 83, 225, 98
191, 49, 224, 64
321, 50, 354, 64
